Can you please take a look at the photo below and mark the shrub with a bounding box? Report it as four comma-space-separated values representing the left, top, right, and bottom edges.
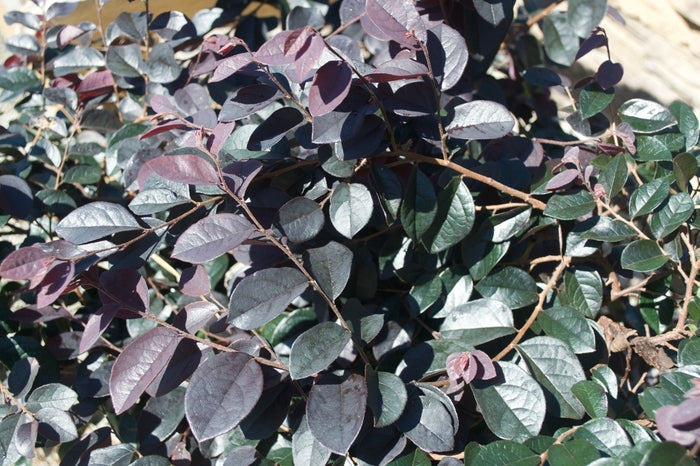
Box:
0, 0, 699, 464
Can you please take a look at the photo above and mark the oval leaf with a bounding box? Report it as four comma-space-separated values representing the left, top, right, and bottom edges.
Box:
146, 154, 220, 186
621, 240, 669, 272
619, 99, 677, 134
55, 201, 141, 244
309, 61, 352, 117
446, 100, 515, 140
422, 177, 475, 253
307, 373, 367, 454
276, 197, 324, 243
171, 213, 256, 264
329, 183, 373, 239
366, 367, 408, 428
229, 267, 309, 330
289, 322, 351, 379
304, 241, 353, 300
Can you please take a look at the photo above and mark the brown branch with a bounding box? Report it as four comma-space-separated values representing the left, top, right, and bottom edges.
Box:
493, 256, 571, 361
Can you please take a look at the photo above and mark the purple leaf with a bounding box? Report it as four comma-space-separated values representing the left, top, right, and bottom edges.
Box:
595, 60, 623, 90
287, 32, 326, 83
210, 53, 254, 82
446, 100, 515, 140
365, 0, 426, 48
79, 304, 119, 354
228, 267, 309, 330
171, 213, 256, 264
36, 261, 75, 307
172, 301, 218, 333
110, 327, 181, 414
76, 70, 114, 100
219, 83, 282, 122
430, 24, 468, 91
209, 121, 236, 156
446, 350, 496, 389
222, 159, 263, 198
308, 61, 353, 117
145, 338, 205, 397
145, 154, 220, 186
179, 265, 211, 296
98, 268, 149, 316
0, 247, 54, 282
10, 305, 72, 323
364, 58, 429, 83
575, 30, 607, 61
546, 168, 580, 191
254, 30, 298, 66
55, 201, 142, 245
247, 107, 305, 151
185, 352, 263, 441
14, 417, 38, 458
611, 122, 636, 154
656, 404, 700, 446
0, 174, 33, 218
139, 120, 190, 140
307, 373, 367, 454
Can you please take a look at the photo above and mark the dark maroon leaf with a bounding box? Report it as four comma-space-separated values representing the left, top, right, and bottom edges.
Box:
365, 0, 426, 48
595, 60, 623, 90
219, 83, 283, 122
308, 61, 353, 117
239, 382, 293, 439
139, 120, 190, 140
8, 357, 39, 398
98, 268, 149, 316
426, 24, 468, 91
145, 338, 205, 397
364, 58, 429, 83
76, 70, 114, 100
0, 174, 33, 218
36, 261, 75, 307
575, 31, 607, 61
109, 327, 181, 414
171, 213, 256, 264
228, 267, 309, 330
546, 168, 580, 191
610, 122, 636, 154
334, 114, 386, 160
597, 142, 625, 156
185, 352, 263, 441
222, 159, 263, 198
0, 247, 54, 281
522, 67, 562, 87
247, 107, 305, 151
145, 154, 219, 186
172, 301, 218, 333
46, 331, 82, 360
209, 121, 237, 156
179, 265, 211, 296
307, 373, 367, 454
79, 304, 119, 354
10, 305, 72, 323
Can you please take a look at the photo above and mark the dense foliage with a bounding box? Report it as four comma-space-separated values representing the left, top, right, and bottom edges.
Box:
1, 0, 700, 464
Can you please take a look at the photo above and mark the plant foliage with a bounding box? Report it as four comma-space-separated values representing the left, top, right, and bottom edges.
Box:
0, 0, 699, 464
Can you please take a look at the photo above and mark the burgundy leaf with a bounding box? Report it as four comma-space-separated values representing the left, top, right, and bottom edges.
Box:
149, 94, 179, 115
208, 121, 236, 156
287, 33, 327, 83
254, 30, 298, 66
145, 154, 220, 186
172, 301, 218, 333
202, 34, 244, 55
222, 159, 263, 198
139, 120, 190, 140
35, 240, 86, 260
0, 247, 55, 281
656, 404, 700, 446
597, 142, 625, 156
98, 268, 149, 316
185, 352, 263, 441
76, 70, 114, 100
57, 24, 88, 49
36, 261, 75, 307
546, 168, 580, 191
79, 304, 119, 354
308, 61, 353, 117
145, 338, 205, 397
446, 350, 496, 389
247, 107, 305, 151
179, 265, 211, 296
596, 60, 623, 90
364, 58, 429, 83
110, 327, 181, 414
365, 0, 427, 48
610, 122, 636, 154
575, 31, 607, 61
284, 27, 315, 58
171, 213, 256, 264
219, 83, 282, 122
10, 305, 72, 323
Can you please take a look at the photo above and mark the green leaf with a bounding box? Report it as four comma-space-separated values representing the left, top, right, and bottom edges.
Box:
620, 240, 668, 272
471, 440, 539, 465
673, 152, 698, 192
396, 385, 456, 453
568, 0, 608, 38
639, 370, 697, 419
366, 368, 408, 428
386, 448, 431, 466
87, 444, 136, 466
617, 419, 658, 444
629, 177, 671, 217
435, 275, 473, 318
289, 322, 351, 379
542, 12, 580, 66
670, 100, 699, 149
572, 380, 608, 418
0, 67, 41, 93
624, 441, 695, 466
475, 267, 538, 309
537, 306, 596, 353
371, 164, 403, 222
547, 439, 600, 466
422, 177, 475, 253
463, 239, 510, 281
305, 241, 353, 300
406, 274, 443, 315
635, 135, 673, 161
329, 182, 373, 239
678, 337, 700, 366
573, 418, 631, 456
439, 298, 515, 345
482, 207, 531, 242
342, 298, 384, 344
267, 308, 316, 346
36, 407, 78, 442
517, 336, 586, 419
61, 164, 103, 185
400, 168, 437, 242
579, 84, 614, 119
572, 216, 636, 242
619, 99, 677, 134
25, 383, 77, 412
544, 190, 595, 220
471, 362, 546, 441
591, 365, 618, 399
650, 193, 694, 239
598, 154, 628, 199
560, 268, 603, 319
